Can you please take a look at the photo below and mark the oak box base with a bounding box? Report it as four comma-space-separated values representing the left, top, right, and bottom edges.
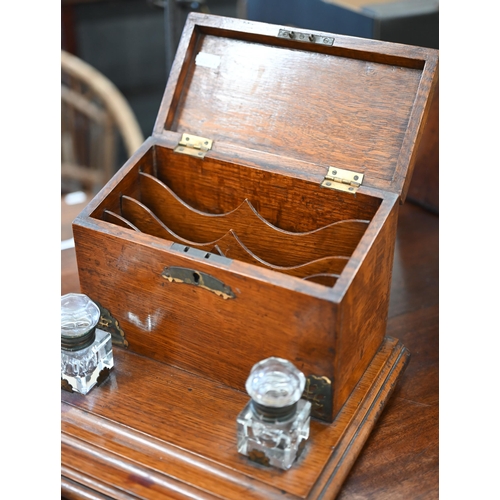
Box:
61, 336, 409, 499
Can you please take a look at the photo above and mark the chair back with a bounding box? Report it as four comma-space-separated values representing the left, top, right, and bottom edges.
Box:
61, 50, 144, 194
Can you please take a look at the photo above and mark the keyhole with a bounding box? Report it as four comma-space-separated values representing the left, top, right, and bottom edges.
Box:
193, 272, 200, 284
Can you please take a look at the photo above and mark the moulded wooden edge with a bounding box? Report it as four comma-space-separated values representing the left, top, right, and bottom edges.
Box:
61, 337, 410, 499
312, 338, 410, 498
61, 471, 136, 500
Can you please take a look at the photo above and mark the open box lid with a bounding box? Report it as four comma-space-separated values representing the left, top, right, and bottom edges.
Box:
153, 13, 438, 201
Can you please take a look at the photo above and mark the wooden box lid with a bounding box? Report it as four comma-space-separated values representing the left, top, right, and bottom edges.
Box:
153, 13, 438, 201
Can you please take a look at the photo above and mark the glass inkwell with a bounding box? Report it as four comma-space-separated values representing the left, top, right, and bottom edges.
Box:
61, 293, 114, 395
236, 357, 311, 470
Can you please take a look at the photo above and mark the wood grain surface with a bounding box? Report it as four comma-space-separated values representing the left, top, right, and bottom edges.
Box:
61, 337, 409, 500
72, 179, 399, 422
60, 14, 438, 498
61, 199, 438, 499
67, 16, 437, 422
407, 81, 439, 213
155, 13, 438, 202
72, 136, 404, 425
137, 171, 370, 266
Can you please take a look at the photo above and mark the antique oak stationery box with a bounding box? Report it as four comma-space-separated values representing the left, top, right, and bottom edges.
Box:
72, 13, 438, 423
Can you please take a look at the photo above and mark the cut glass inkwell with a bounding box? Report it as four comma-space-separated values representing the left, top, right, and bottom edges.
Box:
61, 293, 114, 395
236, 357, 311, 470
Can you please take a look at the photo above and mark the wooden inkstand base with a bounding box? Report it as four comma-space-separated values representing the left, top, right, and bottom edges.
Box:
62, 337, 409, 500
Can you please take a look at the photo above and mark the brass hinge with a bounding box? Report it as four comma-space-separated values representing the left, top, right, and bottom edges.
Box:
321, 167, 364, 194
278, 28, 334, 46
174, 133, 213, 159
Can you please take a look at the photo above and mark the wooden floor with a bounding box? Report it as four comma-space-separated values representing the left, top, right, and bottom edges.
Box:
61, 197, 438, 499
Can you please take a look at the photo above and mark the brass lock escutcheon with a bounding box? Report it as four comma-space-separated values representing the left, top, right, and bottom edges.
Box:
161, 266, 236, 300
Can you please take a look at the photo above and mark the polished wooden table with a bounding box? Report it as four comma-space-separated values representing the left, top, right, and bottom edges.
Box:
61, 196, 438, 499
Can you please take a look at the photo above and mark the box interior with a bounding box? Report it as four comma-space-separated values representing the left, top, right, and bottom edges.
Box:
91, 145, 382, 289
